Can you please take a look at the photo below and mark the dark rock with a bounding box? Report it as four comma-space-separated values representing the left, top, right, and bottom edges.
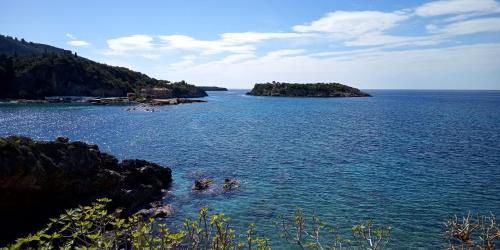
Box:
193, 179, 213, 191
55, 136, 69, 143
136, 204, 174, 219
0, 135, 172, 244
222, 178, 241, 192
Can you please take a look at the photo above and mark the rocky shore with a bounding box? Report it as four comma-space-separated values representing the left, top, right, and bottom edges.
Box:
0, 136, 172, 243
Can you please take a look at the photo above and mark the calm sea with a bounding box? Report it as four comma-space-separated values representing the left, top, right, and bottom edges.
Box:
1, 90, 499, 248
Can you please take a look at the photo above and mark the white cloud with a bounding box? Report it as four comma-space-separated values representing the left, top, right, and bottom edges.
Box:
293, 11, 409, 39
162, 43, 500, 90
105, 35, 155, 55
159, 32, 312, 55
141, 54, 161, 59
220, 53, 257, 63
159, 34, 254, 55
65, 33, 91, 47
345, 33, 446, 47
428, 17, 500, 35
170, 59, 195, 69
415, 0, 500, 17
182, 55, 198, 60
262, 49, 306, 59
67, 40, 90, 47
220, 32, 312, 44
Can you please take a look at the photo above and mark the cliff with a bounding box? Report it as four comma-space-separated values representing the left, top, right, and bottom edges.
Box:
247, 82, 371, 97
0, 135, 172, 243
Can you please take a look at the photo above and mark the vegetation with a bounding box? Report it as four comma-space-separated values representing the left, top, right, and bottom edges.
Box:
5, 198, 498, 249
445, 212, 500, 250
0, 35, 70, 56
6, 198, 270, 250
247, 82, 370, 97
0, 35, 206, 99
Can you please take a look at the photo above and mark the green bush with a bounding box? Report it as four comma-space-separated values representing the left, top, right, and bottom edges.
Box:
6, 198, 269, 250
4, 198, 499, 249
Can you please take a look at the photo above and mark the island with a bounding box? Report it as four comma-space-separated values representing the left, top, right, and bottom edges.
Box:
197, 86, 228, 91
246, 82, 371, 97
0, 35, 207, 100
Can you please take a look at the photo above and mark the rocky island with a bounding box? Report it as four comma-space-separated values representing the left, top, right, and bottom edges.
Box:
0, 135, 172, 243
197, 86, 228, 91
247, 82, 371, 97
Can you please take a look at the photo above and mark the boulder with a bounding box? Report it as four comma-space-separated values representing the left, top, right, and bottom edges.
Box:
222, 178, 241, 192
193, 178, 213, 191
136, 204, 174, 218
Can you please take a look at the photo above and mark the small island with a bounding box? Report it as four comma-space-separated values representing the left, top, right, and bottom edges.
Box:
197, 86, 228, 91
247, 82, 371, 97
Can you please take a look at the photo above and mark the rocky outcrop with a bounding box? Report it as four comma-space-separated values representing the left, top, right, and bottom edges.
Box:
192, 179, 213, 191
136, 202, 174, 219
222, 179, 241, 192
247, 82, 371, 97
0, 135, 172, 244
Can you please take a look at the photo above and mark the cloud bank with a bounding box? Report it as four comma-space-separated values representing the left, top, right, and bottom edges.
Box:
96, 0, 500, 89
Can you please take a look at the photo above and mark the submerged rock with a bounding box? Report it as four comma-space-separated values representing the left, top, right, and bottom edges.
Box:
222, 178, 241, 192
0, 135, 172, 244
193, 179, 213, 191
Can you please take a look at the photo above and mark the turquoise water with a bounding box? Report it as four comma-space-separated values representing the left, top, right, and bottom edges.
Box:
1, 90, 499, 248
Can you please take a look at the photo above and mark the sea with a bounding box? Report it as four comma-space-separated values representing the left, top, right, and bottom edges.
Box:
1, 90, 499, 248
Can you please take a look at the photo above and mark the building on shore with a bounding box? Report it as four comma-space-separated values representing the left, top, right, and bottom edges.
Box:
140, 87, 172, 99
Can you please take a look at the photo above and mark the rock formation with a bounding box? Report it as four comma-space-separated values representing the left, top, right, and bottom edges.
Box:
0, 135, 172, 243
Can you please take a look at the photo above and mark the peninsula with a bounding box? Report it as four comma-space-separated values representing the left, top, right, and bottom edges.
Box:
0, 35, 207, 99
247, 82, 371, 97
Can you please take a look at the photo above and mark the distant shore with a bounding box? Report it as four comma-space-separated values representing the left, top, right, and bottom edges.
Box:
0, 96, 207, 106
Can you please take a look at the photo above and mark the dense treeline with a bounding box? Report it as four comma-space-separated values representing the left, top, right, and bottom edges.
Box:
247, 81, 371, 97
0, 35, 71, 56
0, 35, 206, 99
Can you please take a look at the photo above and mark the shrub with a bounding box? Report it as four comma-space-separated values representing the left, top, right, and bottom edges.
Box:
5, 198, 499, 249
444, 212, 499, 250
275, 208, 391, 250
6, 198, 269, 250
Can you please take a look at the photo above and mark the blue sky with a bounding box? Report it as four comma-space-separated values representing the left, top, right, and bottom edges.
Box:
2, 0, 500, 89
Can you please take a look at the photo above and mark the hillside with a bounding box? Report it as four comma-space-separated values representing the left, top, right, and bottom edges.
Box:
0, 35, 71, 56
247, 82, 371, 97
0, 35, 207, 99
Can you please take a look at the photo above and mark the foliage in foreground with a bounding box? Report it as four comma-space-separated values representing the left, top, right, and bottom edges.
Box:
6, 198, 269, 250
445, 212, 500, 250
4, 198, 499, 249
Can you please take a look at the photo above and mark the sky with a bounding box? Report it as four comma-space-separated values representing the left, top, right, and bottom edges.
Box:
1, 0, 500, 89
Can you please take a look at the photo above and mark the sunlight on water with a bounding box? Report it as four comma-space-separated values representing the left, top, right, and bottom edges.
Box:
1, 90, 499, 248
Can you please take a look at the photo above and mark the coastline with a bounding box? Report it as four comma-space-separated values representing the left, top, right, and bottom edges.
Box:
0, 96, 207, 106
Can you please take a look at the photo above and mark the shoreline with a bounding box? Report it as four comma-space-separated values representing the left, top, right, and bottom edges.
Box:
0, 97, 207, 106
